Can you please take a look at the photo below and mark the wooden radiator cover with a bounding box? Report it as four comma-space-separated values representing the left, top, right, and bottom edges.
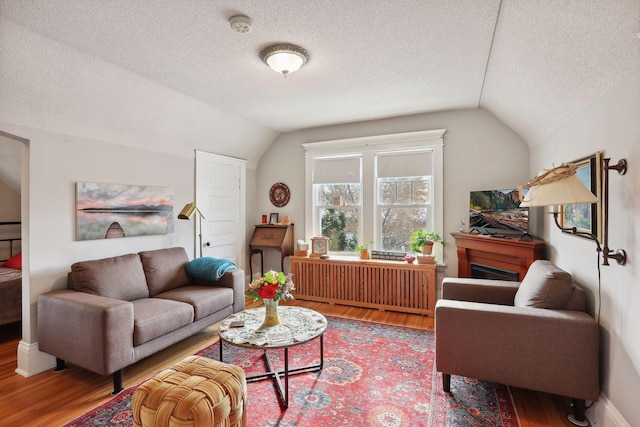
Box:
290, 256, 436, 316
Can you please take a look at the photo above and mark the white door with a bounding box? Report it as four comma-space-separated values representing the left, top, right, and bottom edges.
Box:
195, 151, 246, 268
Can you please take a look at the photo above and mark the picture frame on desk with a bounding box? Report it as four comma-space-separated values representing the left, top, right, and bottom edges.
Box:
269, 213, 279, 224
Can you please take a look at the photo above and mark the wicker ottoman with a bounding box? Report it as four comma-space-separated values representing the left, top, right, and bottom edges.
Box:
132, 355, 247, 427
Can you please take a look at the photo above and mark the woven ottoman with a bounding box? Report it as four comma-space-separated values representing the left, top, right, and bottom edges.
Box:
132, 355, 247, 427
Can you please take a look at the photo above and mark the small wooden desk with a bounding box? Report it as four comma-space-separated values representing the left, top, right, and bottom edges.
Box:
249, 224, 294, 277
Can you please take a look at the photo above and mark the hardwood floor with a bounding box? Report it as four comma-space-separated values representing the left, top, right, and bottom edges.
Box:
0, 299, 585, 426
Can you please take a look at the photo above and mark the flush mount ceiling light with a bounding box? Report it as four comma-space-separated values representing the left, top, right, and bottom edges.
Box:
260, 43, 309, 77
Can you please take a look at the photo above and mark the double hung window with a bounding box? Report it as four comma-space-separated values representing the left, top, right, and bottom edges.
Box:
313, 157, 361, 252
376, 151, 432, 251
304, 130, 444, 255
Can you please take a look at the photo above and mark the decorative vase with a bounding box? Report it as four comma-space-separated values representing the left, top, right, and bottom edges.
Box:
360, 248, 370, 259
261, 298, 280, 328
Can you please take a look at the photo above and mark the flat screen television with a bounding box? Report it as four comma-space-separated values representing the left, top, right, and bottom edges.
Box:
469, 189, 529, 236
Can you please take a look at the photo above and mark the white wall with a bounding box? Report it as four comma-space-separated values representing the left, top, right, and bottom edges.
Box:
254, 108, 530, 277
530, 68, 640, 427
0, 134, 22, 193
0, 134, 22, 260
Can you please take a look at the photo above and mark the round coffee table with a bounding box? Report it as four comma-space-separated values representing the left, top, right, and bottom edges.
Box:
218, 306, 327, 408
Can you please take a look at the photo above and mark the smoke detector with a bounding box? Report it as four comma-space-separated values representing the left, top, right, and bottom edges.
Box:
229, 15, 252, 34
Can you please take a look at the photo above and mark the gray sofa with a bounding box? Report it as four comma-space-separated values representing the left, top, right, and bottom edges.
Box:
435, 260, 599, 425
38, 247, 245, 395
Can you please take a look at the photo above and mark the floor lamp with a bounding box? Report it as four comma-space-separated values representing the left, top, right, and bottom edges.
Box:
178, 202, 205, 258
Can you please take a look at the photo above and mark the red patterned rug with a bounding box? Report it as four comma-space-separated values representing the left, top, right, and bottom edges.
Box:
64, 316, 519, 426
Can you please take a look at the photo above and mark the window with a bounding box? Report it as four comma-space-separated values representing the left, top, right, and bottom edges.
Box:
312, 157, 361, 252
304, 130, 445, 255
376, 151, 432, 251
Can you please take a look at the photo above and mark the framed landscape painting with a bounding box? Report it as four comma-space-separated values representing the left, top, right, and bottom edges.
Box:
76, 182, 174, 241
559, 152, 602, 241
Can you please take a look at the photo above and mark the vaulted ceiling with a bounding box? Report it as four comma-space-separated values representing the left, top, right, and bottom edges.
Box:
2, 0, 639, 146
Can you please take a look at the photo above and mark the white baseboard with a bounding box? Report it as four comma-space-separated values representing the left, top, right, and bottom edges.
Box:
589, 393, 630, 427
15, 340, 56, 378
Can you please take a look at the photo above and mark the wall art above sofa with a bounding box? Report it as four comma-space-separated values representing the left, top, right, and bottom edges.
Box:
75, 182, 173, 241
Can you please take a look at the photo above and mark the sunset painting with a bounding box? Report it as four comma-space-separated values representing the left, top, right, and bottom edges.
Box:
76, 182, 173, 241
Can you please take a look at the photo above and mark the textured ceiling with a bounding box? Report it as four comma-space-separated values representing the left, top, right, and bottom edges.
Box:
1, 0, 639, 146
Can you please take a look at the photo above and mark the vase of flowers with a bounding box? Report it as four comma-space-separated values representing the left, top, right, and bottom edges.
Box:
246, 270, 295, 328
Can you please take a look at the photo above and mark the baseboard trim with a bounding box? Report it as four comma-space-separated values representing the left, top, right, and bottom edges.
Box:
589, 393, 631, 427
16, 340, 56, 378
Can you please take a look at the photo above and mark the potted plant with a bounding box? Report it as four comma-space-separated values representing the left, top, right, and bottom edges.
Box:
353, 241, 374, 259
410, 229, 444, 256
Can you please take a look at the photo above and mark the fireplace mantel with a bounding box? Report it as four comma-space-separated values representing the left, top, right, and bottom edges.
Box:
451, 232, 546, 280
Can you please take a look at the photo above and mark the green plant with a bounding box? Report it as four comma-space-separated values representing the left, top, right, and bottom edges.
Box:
410, 229, 444, 253
353, 240, 375, 253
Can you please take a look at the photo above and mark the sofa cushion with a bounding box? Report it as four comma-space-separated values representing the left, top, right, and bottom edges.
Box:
132, 298, 194, 346
70, 253, 149, 301
514, 260, 574, 309
154, 285, 234, 321
139, 247, 191, 297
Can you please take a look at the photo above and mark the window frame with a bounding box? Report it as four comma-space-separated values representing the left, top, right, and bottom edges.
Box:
303, 130, 445, 255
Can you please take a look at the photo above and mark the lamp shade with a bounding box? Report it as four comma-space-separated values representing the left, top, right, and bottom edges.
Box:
178, 203, 196, 219
260, 44, 309, 76
520, 174, 597, 207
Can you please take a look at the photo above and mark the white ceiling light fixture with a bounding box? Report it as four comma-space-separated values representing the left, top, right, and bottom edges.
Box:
260, 43, 309, 77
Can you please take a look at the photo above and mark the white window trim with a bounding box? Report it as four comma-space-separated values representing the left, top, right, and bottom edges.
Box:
303, 130, 445, 246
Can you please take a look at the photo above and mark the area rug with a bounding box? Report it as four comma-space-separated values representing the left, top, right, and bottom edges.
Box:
64, 316, 519, 426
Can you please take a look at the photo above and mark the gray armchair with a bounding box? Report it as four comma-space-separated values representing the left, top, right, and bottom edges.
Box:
435, 260, 599, 426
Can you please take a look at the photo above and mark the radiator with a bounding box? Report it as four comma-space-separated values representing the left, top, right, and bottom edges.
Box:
290, 256, 436, 316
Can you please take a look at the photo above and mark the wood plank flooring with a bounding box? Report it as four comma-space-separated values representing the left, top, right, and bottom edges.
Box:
0, 299, 585, 426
